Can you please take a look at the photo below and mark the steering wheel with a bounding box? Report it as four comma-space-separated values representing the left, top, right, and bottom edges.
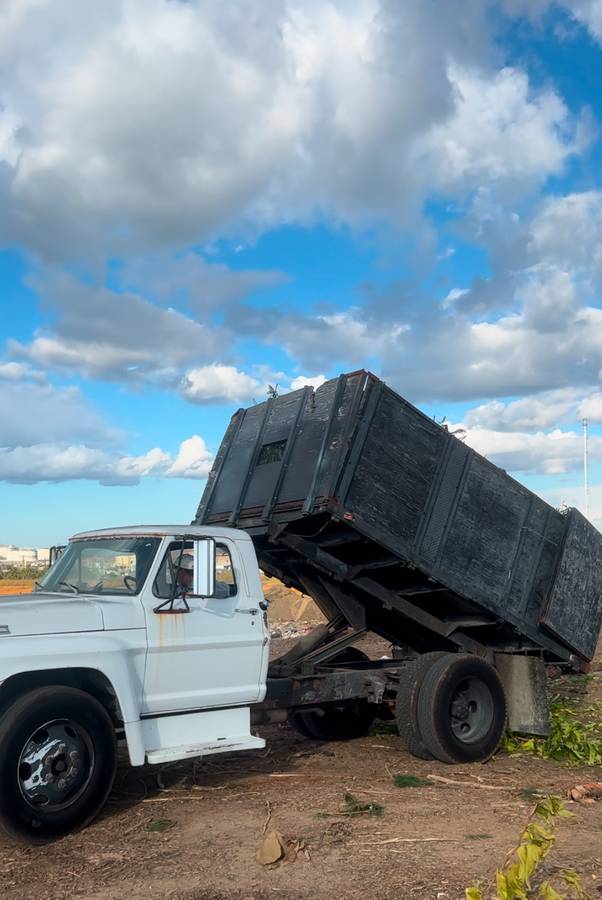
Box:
123, 575, 137, 593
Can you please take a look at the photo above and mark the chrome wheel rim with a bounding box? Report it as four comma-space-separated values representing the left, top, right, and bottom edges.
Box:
17, 719, 95, 812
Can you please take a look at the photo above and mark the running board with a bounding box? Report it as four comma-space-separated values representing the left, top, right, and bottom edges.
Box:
141, 706, 265, 764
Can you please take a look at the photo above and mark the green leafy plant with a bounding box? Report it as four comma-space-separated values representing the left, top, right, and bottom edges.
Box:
342, 792, 383, 817
522, 787, 546, 803
145, 817, 175, 832
392, 774, 431, 788
503, 706, 602, 766
369, 720, 398, 736
0, 565, 46, 580
465, 796, 588, 900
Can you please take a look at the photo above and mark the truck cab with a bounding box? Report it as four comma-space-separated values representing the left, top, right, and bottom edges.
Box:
0, 526, 269, 841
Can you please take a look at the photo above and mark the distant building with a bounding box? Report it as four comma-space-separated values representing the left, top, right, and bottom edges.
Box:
0, 545, 49, 568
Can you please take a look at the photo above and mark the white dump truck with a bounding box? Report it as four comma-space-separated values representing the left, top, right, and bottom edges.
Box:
0, 526, 275, 841
2, 373, 602, 843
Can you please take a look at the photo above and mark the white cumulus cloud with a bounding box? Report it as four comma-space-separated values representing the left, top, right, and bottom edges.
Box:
451, 423, 602, 475
0, 437, 213, 485
167, 436, 213, 479
289, 374, 327, 391
179, 365, 265, 404
0, 0, 583, 258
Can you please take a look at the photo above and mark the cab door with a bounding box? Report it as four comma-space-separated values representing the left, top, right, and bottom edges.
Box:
141, 537, 267, 715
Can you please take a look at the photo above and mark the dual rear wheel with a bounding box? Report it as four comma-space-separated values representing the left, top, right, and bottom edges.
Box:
396, 653, 507, 763
287, 649, 507, 764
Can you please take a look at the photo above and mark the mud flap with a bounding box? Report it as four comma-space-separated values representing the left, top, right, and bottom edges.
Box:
495, 654, 550, 737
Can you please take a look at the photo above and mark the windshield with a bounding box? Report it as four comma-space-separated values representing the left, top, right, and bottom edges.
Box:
37, 537, 161, 595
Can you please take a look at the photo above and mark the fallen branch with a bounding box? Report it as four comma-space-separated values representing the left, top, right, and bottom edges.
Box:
355, 837, 460, 845
426, 774, 507, 791
262, 800, 272, 835
268, 773, 308, 779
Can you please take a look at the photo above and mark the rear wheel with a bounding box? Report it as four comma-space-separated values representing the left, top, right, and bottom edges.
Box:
289, 701, 376, 741
0, 686, 117, 842
288, 647, 376, 741
416, 654, 507, 763
395, 651, 449, 759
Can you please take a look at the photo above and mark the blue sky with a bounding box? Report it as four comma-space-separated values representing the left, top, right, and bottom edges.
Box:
3, 0, 602, 546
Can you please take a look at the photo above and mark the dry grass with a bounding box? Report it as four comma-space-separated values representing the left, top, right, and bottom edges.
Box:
0, 579, 35, 596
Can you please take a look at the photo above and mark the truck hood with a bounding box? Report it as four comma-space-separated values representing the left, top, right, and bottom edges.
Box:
0, 593, 104, 637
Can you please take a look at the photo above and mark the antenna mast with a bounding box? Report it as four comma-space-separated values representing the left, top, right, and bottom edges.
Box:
583, 417, 589, 519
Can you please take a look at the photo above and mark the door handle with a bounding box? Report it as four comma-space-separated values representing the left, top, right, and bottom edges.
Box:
236, 608, 259, 615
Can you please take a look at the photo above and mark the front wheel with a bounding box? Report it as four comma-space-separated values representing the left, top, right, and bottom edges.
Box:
0, 686, 117, 842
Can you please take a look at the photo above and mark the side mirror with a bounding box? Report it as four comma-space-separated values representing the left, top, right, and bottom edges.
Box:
193, 538, 215, 597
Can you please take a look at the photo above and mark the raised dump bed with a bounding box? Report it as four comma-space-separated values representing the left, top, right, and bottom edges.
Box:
195, 370, 602, 667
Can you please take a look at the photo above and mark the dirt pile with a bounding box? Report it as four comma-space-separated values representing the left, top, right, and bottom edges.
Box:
262, 575, 324, 624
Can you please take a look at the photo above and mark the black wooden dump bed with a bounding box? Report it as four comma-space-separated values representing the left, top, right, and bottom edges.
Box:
195, 371, 602, 665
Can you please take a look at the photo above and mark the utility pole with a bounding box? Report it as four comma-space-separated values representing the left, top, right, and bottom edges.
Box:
583, 417, 589, 519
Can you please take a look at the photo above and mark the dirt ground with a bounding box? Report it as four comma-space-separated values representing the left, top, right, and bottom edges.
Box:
0, 580, 601, 899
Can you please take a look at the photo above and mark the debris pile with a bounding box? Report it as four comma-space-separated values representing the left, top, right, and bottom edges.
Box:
568, 781, 602, 803
269, 621, 316, 640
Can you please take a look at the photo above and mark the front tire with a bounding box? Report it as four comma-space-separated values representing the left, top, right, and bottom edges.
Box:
0, 686, 117, 842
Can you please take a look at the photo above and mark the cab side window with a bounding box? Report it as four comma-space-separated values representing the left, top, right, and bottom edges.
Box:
152, 541, 237, 599
153, 541, 192, 599
215, 544, 237, 598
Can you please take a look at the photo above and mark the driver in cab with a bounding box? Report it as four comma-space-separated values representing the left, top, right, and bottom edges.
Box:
173, 552, 229, 598
174, 553, 194, 597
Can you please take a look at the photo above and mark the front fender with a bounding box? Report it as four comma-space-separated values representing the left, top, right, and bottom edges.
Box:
0, 630, 147, 763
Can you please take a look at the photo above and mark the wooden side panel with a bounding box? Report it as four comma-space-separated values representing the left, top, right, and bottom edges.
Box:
437, 455, 530, 611
313, 372, 368, 502
541, 509, 602, 660
344, 389, 446, 548
504, 497, 553, 621
417, 437, 470, 567
194, 411, 243, 522
243, 390, 306, 508
278, 377, 341, 504
524, 510, 566, 629
203, 405, 265, 516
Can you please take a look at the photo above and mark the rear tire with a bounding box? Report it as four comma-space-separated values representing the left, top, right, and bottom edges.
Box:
395, 651, 449, 759
288, 647, 376, 741
416, 654, 507, 763
0, 686, 117, 842
289, 701, 376, 741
